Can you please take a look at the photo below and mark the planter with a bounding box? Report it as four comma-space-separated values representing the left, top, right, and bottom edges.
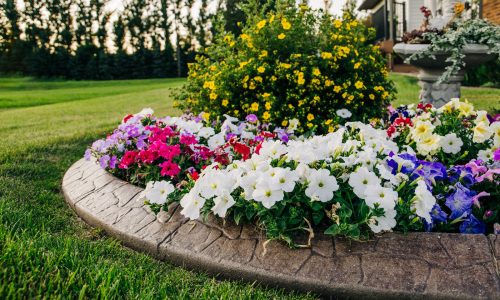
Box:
393, 43, 494, 107
62, 158, 500, 299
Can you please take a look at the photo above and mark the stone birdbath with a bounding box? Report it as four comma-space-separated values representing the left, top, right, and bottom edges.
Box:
393, 43, 495, 107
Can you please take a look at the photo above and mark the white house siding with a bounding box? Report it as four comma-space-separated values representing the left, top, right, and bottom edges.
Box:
405, 0, 425, 31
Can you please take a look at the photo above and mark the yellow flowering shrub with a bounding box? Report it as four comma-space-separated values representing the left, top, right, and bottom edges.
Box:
177, 3, 395, 133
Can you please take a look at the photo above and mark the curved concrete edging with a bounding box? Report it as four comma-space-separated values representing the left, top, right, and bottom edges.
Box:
62, 159, 500, 299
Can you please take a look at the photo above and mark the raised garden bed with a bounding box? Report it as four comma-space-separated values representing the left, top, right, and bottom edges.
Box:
63, 158, 500, 299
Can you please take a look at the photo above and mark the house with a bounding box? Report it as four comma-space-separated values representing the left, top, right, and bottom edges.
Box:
358, 0, 499, 42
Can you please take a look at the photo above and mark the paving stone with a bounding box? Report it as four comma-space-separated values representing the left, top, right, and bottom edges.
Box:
361, 254, 430, 293
334, 237, 377, 255
249, 240, 311, 274
202, 237, 257, 264
240, 224, 261, 240
204, 214, 242, 240
168, 221, 222, 253
297, 254, 361, 284
375, 233, 451, 267
62, 159, 500, 299
439, 233, 493, 267
425, 264, 500, 298
311, 234, 334, 257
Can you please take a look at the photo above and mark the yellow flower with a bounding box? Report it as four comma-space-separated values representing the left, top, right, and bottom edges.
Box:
307, 113, 314, 121
354, 62, 361, 69
454, 3, 465, 15
209, 92, 218, 100
281, 18, 291, 30
333, 19, 342, 28
321, 52, 333, 59
239, 61, 249, 69
202, 112, 210, 121
251, 102, 259, 111
263, 111, 271, 120
325, 80, 332, 87
265, 102, 271, 110
311, 78, 320, 85
254, 76, 263, 82
257, 66, 265, 73
262, 92, 271, 98
259, 50, 268, 58
312, 68, 321, 76
281, 120, 288, 127
313, 95, 320, 103
328, 126, 335, 133
222, 99, 229, 107
203, 81, 215, 90
210, 65, 217, 71
355, 81, 364, 89
240, 34, 250, 40
325, 119, 333, 125
333, 86, 341, 93
297, 77, 305, 85
257, 20, 266, 29
278, 33, 286, 40
369, 94, 375, 100
280, 63, 291, 69
269, 14, 275, 23
307, 122, 313, 128
249, 82, 256, 89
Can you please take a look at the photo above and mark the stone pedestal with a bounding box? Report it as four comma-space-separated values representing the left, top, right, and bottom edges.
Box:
418, 69, 463, 107
393, 43, 494, 108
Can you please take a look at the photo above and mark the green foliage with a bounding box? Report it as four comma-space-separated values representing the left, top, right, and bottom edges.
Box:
178, 2, 395, 134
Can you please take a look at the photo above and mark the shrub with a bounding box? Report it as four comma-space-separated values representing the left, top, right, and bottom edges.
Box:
176, 2, 395, 134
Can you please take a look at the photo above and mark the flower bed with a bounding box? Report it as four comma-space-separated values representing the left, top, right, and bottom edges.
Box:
87, 99, 499, 247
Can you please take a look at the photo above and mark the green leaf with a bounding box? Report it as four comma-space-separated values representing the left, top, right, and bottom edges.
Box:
324, 224, 340, 235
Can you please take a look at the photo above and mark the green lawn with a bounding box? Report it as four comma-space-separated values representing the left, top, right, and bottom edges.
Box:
0, 75, 498, 299
0, 77, 313, 299
390, 73, 500, 112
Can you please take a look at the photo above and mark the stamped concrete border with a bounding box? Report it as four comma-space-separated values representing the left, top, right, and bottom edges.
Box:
62, 159, 500, 299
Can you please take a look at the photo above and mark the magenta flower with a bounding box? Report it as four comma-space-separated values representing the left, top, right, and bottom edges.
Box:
494, 148, 500, 161
159, 161, 181, 177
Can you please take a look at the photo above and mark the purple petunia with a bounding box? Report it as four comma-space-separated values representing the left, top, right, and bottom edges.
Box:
245, 114, 258, 123
459, 214, 486, 234
445, 182, 475, 220
99, 155, 110, 169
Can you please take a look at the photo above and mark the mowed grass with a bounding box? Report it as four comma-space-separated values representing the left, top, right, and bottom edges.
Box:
0, 77, 314, 299
390, 73, 500, 113
0, 75, 498, 299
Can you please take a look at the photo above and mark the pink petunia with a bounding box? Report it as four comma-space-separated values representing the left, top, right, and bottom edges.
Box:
159, 160, 181, 177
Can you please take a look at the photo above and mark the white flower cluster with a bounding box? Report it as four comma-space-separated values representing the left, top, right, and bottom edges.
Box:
406, 99, 499, 158
177, 123, 436, 234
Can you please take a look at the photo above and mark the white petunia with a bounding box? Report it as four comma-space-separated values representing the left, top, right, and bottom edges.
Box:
305, 169, 339, 202
412, 180, 436, 223
239, 171, 259, 200
348, 167, 381, 199
440, 133, 463, 155
207, 132, 226, 149
411, 120, 434, 141
288, 118, 299, 131
197, 127, 215, 139
180, 188, 206, 220
197, 171, 235, 199
336, 109, 352, 119
144, 181, 175, 205
364, 185, 398, 211
211, 190, 236, 217
473, 122, 493, 144
259, 140, 287, 160
269, 167, 299, 193
416, 134, 441, 156
369, 209, 397, 233
252, 181, 284, 208
135, 107, 154, 117
477, 149, 493, 162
